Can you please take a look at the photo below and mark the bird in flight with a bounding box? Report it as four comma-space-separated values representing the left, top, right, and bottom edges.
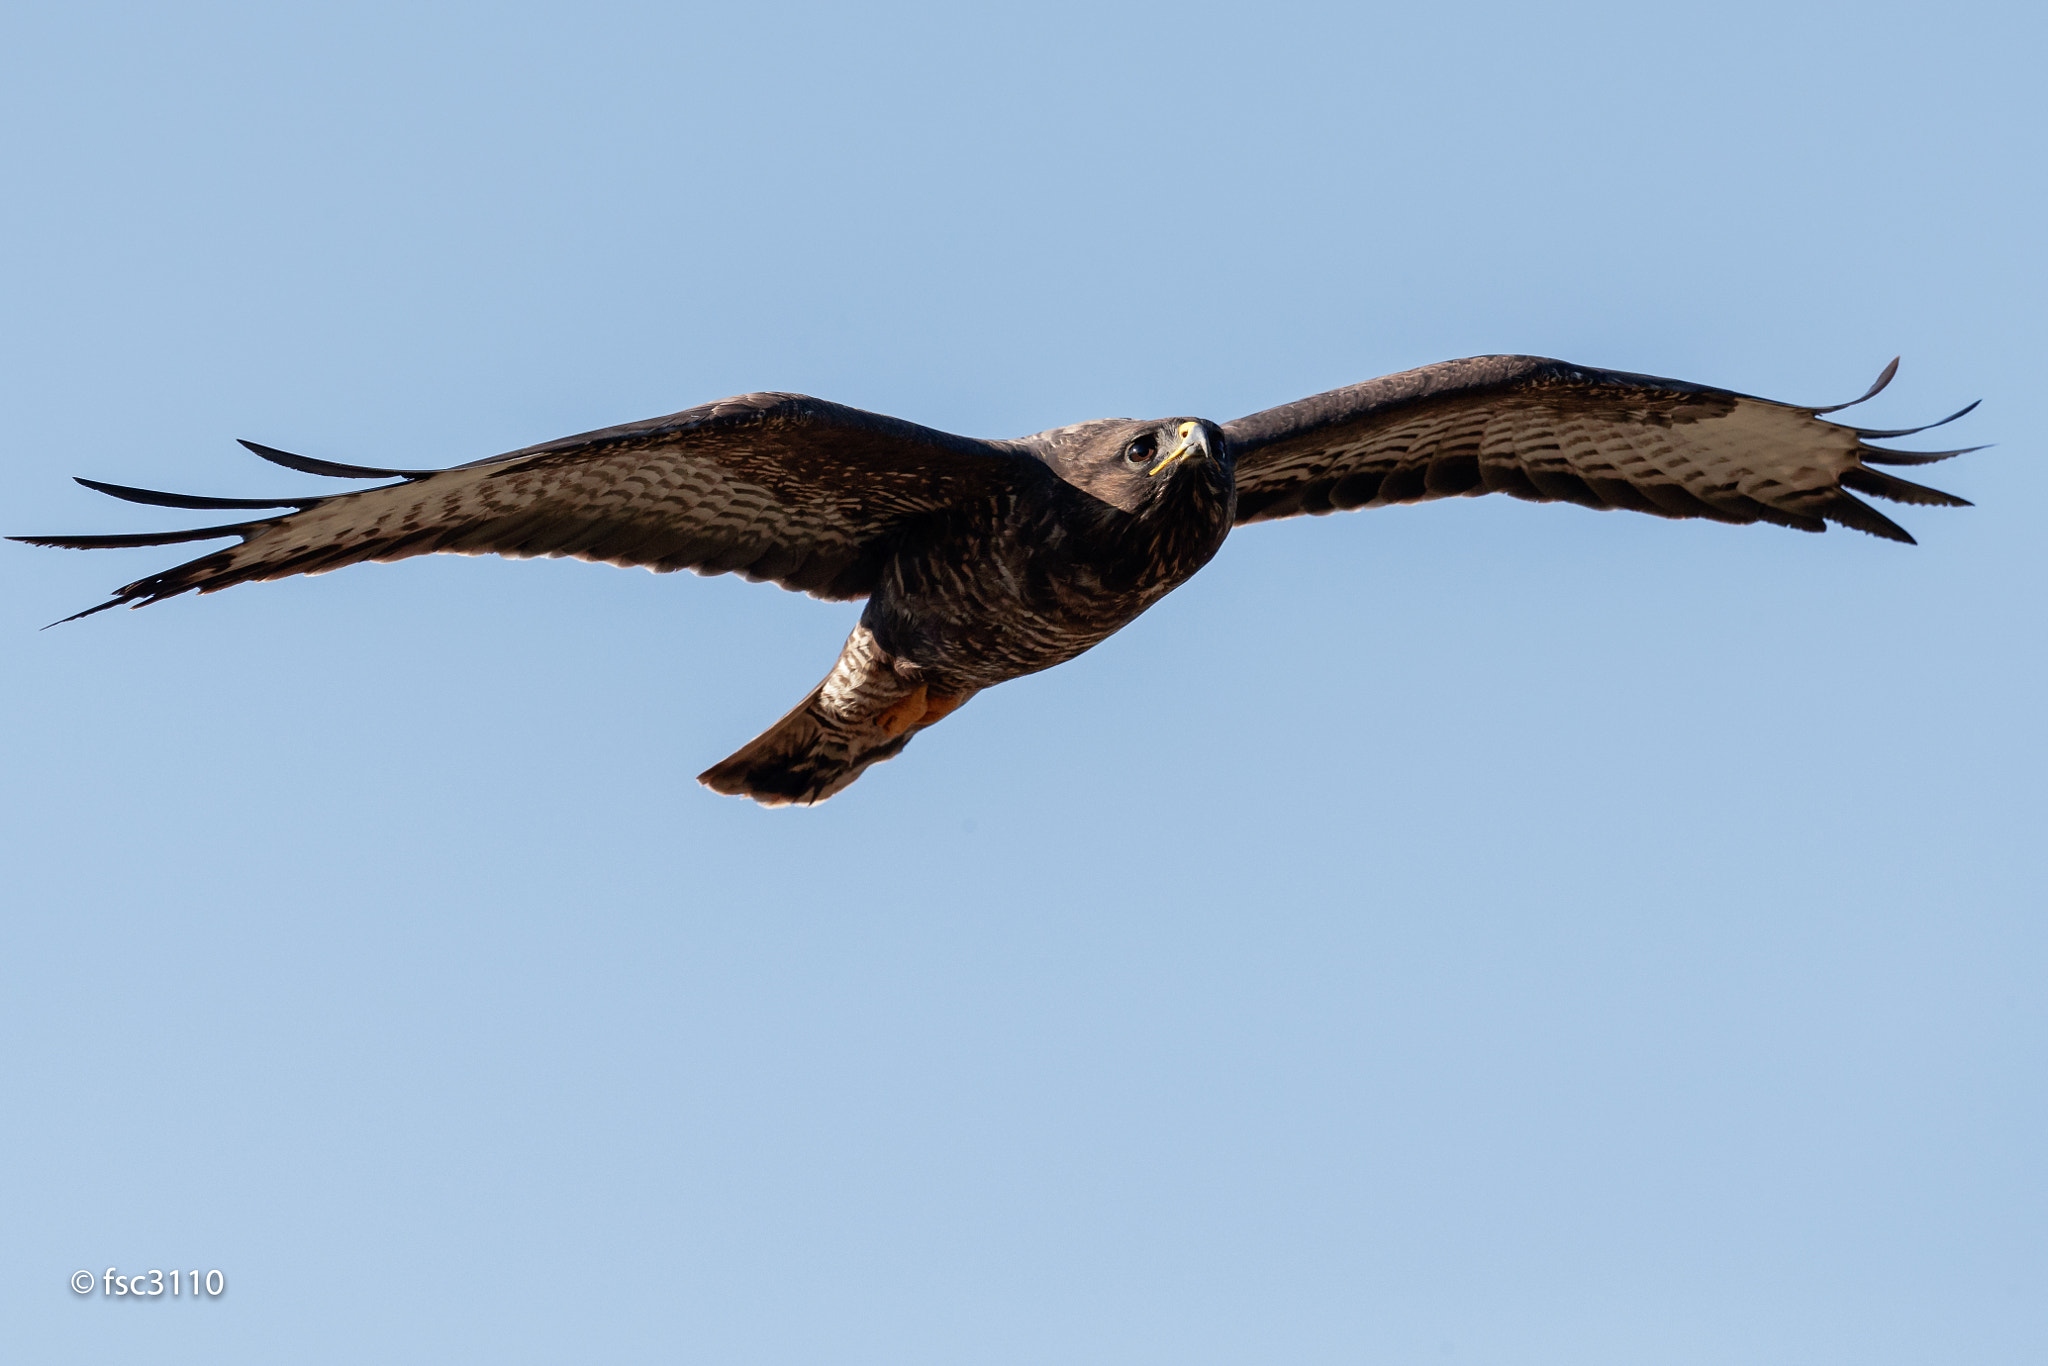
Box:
15, 355, 1980, 805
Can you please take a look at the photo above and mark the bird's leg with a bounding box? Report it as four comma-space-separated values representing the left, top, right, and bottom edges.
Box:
917, 689, 972, 727
818, 625, 967, 738
874, 683, 930, 737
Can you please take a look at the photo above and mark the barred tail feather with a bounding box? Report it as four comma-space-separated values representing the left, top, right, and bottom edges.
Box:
697, 685, 915, 807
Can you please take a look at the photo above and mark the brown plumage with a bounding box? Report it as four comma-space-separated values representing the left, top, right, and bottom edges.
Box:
13, 356, 1981, 804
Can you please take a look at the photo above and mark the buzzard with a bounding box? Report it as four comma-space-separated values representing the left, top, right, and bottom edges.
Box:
15, 355, 1980, 805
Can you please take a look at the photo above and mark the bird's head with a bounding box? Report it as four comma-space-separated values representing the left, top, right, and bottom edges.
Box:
1035, 417, 1233, 515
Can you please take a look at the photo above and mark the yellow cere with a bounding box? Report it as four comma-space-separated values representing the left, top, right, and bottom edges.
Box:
1149, 421, 1201, 477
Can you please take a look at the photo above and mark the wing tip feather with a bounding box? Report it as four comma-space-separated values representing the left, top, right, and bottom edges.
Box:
1841, 466, 1972, 509
7, 522, 262, 550
1811, 357, 1901, 414
74, 476, 323, 512
1821, 492, 1917, 544
237, 438, 435, 480
1848, 398, 1982, 440
1858, 443, 1989, 467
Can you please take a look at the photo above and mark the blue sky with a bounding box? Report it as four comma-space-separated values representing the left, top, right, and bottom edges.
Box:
3, 2, 2043, 1362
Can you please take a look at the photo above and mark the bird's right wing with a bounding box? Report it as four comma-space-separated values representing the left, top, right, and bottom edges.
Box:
16, 394, 1026, 620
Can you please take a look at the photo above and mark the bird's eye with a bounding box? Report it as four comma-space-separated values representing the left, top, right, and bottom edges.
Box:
1123, 436, 1158, 466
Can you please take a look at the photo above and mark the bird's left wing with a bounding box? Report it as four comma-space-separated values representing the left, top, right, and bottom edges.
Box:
1223, 355, 1979, 542
16, 393, 1026, 621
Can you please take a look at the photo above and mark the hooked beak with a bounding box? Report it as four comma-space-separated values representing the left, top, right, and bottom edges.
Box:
1148, 421, 1209, 477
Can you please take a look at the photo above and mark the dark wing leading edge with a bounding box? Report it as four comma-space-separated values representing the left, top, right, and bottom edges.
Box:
15, 394, 1025, 621
1223, 355, 1980, 542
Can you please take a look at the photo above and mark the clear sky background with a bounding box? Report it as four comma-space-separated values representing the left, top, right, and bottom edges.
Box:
3, 2, 2043, 1362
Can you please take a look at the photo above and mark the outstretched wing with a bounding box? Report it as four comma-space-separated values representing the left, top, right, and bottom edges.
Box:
16, 393, 1025, 620
1223, 355, 1980, 542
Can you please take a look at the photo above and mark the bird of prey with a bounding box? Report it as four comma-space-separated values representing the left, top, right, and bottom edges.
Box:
15, 355, 1980, 805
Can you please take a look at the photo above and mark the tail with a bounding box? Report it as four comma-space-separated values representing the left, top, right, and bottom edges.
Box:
699, 677, 975, 807
694, 686, 901, 807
